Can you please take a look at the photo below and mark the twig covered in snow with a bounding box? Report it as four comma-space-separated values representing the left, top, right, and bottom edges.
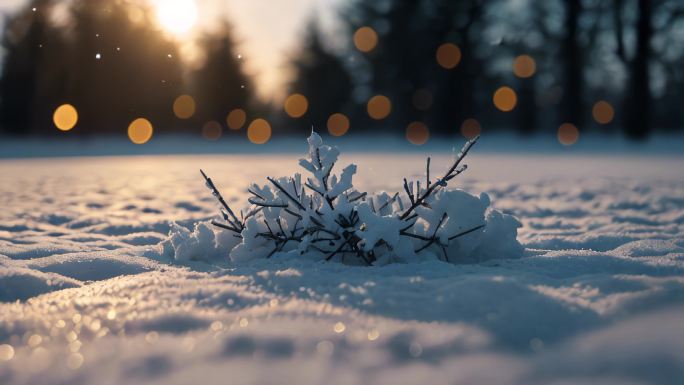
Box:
200, 132, 521, 265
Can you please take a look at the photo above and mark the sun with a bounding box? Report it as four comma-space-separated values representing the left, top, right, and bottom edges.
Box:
153, 0, 198, 36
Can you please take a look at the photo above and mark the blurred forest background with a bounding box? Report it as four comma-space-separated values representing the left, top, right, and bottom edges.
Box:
1, 0, 683, 144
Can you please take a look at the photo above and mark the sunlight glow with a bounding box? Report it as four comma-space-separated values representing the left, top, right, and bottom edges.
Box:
153, 0, 198, 36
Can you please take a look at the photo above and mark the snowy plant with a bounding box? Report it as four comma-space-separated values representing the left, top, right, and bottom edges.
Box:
195, 132, 522, 265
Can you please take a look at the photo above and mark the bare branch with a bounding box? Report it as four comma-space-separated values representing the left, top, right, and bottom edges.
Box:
448, 224, 485, 240
201, 169, 243, 230
400, 135, 479, 220
403, 178, 415, 204
211, 220, 242, 234
377, 192, 399, 213
348, 191, 367, 202
426, 157, 431, 189
415, 212, 448, 253
268, 177, 306, 211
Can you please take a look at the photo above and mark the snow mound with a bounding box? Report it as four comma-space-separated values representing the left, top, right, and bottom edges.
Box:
179, 133, 523, 265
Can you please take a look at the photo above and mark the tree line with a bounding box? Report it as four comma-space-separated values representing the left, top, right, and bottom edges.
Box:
1, 0, 683, 140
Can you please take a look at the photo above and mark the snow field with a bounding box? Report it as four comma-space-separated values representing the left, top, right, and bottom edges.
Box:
1, 151, 683, 384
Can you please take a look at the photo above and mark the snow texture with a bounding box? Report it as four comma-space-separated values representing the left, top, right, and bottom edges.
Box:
1, 148, 683, 385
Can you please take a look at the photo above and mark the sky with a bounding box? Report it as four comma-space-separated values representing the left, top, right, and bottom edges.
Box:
0, 0, 343, 101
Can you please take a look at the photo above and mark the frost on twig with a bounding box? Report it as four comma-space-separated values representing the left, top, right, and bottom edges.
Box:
199, 132, 523, 265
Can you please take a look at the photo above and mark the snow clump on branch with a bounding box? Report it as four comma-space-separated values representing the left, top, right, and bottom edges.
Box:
167, 132, 523, 265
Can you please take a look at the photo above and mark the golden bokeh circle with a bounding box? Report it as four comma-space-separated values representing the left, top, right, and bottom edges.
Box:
493, 86, 517, 112
406, 121, 429, 145
460, 118, 481, 139
127, 118, 153, 144
367, 95, 392, 120
354, 26, 378, 53
436, 43, 462, 69
226, 108, 247, 130
53, 104, 78, 131
247, 118, 272, 144
558, 123, 579, 146
513, 55, 536, 78
202, 121, 223, 141
592, 100, 615, 124
284, 93, 309, 118
173, 95, 196, 119
327, 113, 350, 137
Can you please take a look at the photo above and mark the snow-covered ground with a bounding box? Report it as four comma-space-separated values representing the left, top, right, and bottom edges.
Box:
1, 144, 684, 384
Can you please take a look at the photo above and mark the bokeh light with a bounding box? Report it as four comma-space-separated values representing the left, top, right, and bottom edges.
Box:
247, 118, 271, 144
67, 352, 84, 370
27, 334, 42, 348
367, 328, 380, 341
460, 118, 481, 139
367, 95, 392, 120
0, 344, 14, 361
406, 121, 429, 145
284, 93, 309, 118
513, 55, 536, 78
354, 26, 378, 53
127, 118, 153, 144
558, 123, 580, 145
493, 86, 517, 112
202, 121, 222, 141
327, 113, 350, 137
53, 104, 78, 131
173, 95, 195, 119
592, 100, 615, 124
436, 43, 461, 69
226, 108, 247, 130
333, 322, 346, 333
412, 88, 433, 111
